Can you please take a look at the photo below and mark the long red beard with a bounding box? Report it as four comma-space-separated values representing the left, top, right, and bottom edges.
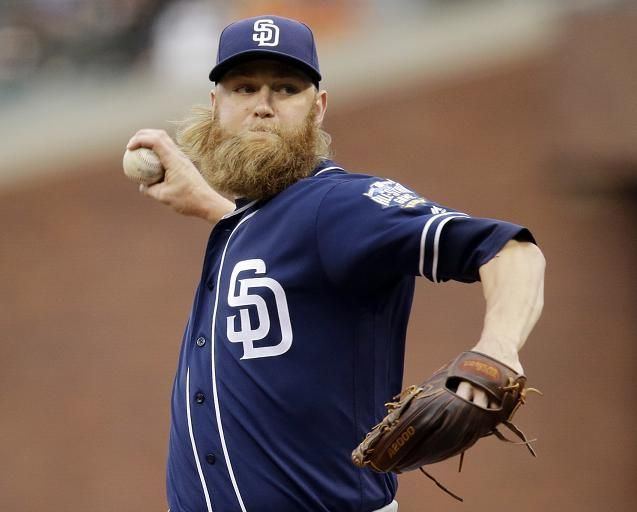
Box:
199, 108, 322, 200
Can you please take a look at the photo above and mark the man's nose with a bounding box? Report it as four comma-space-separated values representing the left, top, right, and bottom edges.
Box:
253, 87, 274, 118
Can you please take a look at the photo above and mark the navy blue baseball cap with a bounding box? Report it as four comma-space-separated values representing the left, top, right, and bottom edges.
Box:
209, 15, 321, 86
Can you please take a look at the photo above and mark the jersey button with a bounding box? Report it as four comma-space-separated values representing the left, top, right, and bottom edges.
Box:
205, 453, 216, 465
206, 278, 215, 291
196, 336, 206, 347
194, 392, 205, 404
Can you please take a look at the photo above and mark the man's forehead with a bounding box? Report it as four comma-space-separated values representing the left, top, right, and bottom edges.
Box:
223, 59, 310, 81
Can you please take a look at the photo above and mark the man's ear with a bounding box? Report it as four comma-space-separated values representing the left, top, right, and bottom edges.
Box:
210, 88, 216, 109
314, 89, 328, 125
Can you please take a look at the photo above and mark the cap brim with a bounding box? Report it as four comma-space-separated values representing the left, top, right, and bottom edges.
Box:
209, 49, 321, 85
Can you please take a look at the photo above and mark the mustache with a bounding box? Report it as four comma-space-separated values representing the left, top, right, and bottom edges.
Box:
245, 123, 280, 134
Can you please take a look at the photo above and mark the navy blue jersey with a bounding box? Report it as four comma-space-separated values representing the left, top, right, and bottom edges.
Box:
166, 160, 533, 512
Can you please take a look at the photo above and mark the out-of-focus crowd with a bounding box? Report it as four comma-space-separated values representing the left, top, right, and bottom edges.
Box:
0, 0, 439, 101
0, 0, 220, 97
0, 1, 163, 88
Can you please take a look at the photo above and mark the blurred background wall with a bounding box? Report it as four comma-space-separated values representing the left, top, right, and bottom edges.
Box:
1, 1, 636, 511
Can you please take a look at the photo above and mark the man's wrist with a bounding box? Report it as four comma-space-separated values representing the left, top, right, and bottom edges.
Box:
471, 337, 523, 373
197, 187, 234, 224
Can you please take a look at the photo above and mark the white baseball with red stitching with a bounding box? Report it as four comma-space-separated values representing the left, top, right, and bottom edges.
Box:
122, 148, 165, 185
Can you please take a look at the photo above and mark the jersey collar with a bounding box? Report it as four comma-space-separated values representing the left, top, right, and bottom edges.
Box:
311, 158, 346, 177
227, 160, 346, 217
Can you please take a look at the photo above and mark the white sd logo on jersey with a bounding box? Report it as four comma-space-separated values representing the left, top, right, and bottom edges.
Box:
252, 19, 280, 47
227, 259, 292, 359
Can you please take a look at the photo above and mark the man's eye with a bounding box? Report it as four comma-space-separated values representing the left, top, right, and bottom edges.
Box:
278, 84, 300, 95
235, 85, 256, 93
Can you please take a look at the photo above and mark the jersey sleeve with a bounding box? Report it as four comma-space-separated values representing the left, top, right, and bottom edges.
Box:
315, 177, 534, 287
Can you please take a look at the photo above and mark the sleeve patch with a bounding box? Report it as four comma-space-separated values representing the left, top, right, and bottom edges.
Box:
363, 179, 428, 209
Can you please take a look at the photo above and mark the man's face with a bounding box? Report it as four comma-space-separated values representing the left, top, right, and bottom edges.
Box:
176, 58, 331, 201
211, 59, 327, 136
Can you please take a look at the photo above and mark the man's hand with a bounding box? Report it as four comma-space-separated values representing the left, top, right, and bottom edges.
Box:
456, 381, 493, 408
351, 350, 535, 498
126, 129, 234, 224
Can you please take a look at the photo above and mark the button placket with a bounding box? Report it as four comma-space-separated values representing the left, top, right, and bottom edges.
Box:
191, 217, 244, 478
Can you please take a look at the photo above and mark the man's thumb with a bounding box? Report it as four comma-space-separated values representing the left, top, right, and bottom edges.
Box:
139, 182, 164, 201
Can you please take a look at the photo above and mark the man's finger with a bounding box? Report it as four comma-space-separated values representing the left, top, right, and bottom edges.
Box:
472, 388, 488, 408
144, 181, 166, 201
127, 129, 170, 151
456, 381, 489, 408
456, 381, 472, 400
139, 181, 166, 202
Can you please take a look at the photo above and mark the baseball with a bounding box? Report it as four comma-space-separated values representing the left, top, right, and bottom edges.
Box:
122, 147, 165, 185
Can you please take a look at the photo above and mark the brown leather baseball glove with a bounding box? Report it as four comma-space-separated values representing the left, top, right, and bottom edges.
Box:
351, 351, 539, 501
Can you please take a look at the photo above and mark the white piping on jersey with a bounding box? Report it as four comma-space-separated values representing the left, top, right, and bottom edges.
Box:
419, 212, 469, 280
186, 367, 214, 512
222, 200, 258, 220
207, 210, 259, 512
432, 215, 469, 282
314, 166, 344, 176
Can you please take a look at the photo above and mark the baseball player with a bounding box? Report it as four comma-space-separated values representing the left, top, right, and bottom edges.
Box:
126, 15, 545, 512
